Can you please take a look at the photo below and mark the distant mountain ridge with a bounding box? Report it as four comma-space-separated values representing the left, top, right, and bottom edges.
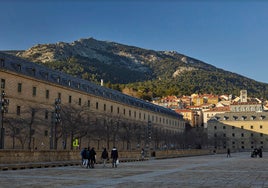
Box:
14, 37, 268, 99
16, 37, 218, 82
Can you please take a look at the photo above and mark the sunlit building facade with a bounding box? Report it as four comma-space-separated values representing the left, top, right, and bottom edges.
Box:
208, 112, 268, 150
0, 54, 185, 150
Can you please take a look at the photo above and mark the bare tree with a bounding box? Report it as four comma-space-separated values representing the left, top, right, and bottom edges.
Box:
60, 103, 92, 150
5, 105, 45, 150
6, 117, 28, 149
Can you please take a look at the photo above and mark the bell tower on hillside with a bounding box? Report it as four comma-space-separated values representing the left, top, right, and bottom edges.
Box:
240, 90, 247, 102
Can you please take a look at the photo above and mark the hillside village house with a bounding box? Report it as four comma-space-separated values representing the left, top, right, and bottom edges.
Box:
191, 94, 219, 106
0, 55, 185, 150
154, 94, 219, 127
174, 109, 194, 126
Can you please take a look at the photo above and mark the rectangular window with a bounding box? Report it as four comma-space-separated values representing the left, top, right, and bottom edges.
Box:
17, 64, 21, 71
87, 100, 90, 108
58, 92, 61, 99
1, 79, 5, 89
69, 96, 72, 103
104, 104, 106, 111
46, 90, 49, 99
96, 102, 99, 109
31, 109, 35, 119
260, 125, 263, 129
111, 106, 113, 113
18, 83, 22, 93
117, 107, 120, 114
44, 130, 48, 136
16, 106, 21, 116
78, 98, 81, 106
45, 110, 49, 119
250, 125, 254, 129
32, 87, 37, 96
0, 59, 4, 67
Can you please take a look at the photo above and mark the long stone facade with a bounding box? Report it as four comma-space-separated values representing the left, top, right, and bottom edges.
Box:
207, 112, 268, 150
0, 53, 185, 151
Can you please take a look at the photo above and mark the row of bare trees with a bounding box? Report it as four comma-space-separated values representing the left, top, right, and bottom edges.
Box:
3, 103, 212, 150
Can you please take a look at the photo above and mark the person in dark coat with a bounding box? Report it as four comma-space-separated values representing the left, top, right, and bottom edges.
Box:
101, 148, 109, 168
227, 148, 231, 158
90, 147, 96, 168
111, 146, 118, 168
258, 147, 263, 158
86, 147, 91, 168
80, 148, 87, 167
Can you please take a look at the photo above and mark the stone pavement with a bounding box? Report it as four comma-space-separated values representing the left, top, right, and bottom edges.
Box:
0, 152, 267, 188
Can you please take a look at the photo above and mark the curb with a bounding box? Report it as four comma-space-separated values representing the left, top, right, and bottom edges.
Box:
0, 158, 148, 171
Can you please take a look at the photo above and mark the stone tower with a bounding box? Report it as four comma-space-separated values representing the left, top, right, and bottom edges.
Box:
240, 90, 247, 102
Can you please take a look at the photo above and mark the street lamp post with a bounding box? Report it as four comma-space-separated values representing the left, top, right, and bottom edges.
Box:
50, 112, 55, 150
54, 98, 61, 150
0, 90, 9, 149
145, 120, 152, 157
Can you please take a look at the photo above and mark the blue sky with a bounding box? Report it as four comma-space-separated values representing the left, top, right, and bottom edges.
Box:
1, 0, 268, 84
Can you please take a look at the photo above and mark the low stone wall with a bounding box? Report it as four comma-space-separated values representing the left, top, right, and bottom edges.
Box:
153, 149, 217, 159
0, 149, 222, 164
0, 150, 79, 164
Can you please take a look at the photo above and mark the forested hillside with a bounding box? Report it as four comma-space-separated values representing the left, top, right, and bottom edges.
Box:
11, 37, 268, 100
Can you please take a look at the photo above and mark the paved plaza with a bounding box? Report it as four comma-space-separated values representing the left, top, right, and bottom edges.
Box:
0, 152, 267, 188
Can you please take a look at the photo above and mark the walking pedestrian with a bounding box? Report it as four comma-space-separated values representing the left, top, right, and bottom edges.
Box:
86, 147, 91, 168
80, 147, 87, 167
111, 146, 118, 168
141, 148, 145, 160
90, 147, 96, 168
258, 147, 263, 158
227, 148, 231, 158
101, 148, 109, 168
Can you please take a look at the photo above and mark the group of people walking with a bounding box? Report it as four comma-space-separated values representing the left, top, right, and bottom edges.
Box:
80, 146, 118, 168
80, 147, 97, 168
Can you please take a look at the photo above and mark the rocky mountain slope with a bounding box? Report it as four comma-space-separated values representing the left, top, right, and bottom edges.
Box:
14, 37, 268, 99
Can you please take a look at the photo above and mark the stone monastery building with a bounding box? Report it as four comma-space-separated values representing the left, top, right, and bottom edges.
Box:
0, 53, 185, 150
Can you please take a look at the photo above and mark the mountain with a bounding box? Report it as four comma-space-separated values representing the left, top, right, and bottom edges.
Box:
15, 37, 268, 100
